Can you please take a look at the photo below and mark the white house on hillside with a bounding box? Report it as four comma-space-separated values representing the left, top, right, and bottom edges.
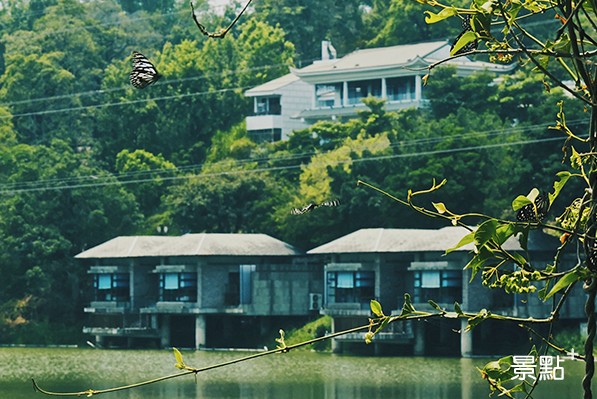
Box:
245, 40, 516, 141
244, 73, 311, 142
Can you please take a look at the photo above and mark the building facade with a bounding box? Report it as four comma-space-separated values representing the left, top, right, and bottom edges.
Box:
307, 227, 581, 356
78, 233, 321, 349
244, 73, 312, 142
244, 41, 516, 141
78, 227, 581, 355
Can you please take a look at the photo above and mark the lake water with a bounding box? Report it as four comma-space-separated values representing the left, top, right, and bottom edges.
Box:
0, 347, 593, 398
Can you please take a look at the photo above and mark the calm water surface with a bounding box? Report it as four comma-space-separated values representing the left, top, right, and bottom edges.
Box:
0, 347, 592, 398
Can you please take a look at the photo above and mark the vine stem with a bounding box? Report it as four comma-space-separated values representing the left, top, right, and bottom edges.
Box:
583, 277, 597, 399
32, 304, 563, 397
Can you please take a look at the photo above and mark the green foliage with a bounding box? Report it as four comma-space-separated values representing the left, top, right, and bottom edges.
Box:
366, 0, 467, 47
283, 316, 332, 351
164, 161, 289, 235
115, 149, 176, 215
253, 0, 365, 61
0, 0, 591, 345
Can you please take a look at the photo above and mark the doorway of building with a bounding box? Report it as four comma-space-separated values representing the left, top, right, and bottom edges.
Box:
170, 315, 195, 348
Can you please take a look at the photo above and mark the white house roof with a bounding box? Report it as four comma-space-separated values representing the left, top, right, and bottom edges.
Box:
76, 233, 302, 259
307, 227, 556, 254
245, 73, 301, 97
292, 41, 514, 80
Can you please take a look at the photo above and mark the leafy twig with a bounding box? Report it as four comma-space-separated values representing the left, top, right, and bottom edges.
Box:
32, 298, 565, 397
190, 0, 254, 39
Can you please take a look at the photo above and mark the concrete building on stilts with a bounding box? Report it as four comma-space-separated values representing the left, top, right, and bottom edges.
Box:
77, 233, 320, 349
78, 227, 584, 356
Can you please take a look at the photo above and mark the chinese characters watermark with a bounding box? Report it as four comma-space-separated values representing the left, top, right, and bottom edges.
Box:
512, 349, 577, 381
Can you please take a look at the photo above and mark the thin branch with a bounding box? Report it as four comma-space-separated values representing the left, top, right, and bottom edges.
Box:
521, 324, 586, 361
190, 0, 254, 39
32, 303, 564, 397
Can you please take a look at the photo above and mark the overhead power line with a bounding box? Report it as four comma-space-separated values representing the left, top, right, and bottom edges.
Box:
0, 135, 572, 195
0, 117, 579, 192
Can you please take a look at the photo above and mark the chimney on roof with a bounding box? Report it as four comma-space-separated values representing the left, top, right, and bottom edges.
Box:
321, 40, 337, 61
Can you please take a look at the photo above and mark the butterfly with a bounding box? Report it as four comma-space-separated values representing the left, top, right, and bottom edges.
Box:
516, 191, 549, 222
291, 200, 340, 215
130, 51, 162, 89
451, 15, 478, 56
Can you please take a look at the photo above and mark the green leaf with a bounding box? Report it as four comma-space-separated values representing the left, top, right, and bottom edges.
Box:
433, 202, 448, 214
543, 270, 582, 300
550, 171, 571, 204
173, 347, 185, 369
446, 231, 474, 254
428, 299, 442, 311
481, 355, 514, 380
512, 195, 532, 211
570, 147, 582, 169
533, 54, 550, 71
370, 299, 384, 317
400, 293, 416, 316
424, 7, 458, 24
494, 222, 517, 245
474, 220, 498, 247
450, 31, 477, 56
454, 302, 464, 316
464, 246, 494, 281
472, 13, 491, 36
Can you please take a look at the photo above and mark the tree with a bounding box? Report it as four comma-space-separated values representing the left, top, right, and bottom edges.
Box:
115, 148, 177, 217
365, 0, 467, 47
0, 139, 141, 341
384, 0, 597, 396
252, 0, 366, 61
164, 160, 291, 236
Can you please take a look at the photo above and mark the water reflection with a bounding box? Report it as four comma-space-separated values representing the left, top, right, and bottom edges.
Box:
0, 348, 591, 399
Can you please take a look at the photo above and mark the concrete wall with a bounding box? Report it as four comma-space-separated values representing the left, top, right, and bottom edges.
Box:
279, 79, 312, 139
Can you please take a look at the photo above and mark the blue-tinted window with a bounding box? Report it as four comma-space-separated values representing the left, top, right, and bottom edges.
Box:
93, 273, 130, 302
413, 270, 462, 303
159, 272, 197, 302
326, 271, 375, 304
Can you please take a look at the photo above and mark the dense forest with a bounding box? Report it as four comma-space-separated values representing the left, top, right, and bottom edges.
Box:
0, 0, 587, 343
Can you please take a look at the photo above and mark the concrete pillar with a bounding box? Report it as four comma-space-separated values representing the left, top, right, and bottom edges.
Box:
414, 322, 425, 356
160, 315, 171, 348
374, 342, 383, 356
460, 319, 473, 357
195, 315, 206, 349
330, 317, 341, 353
415, 75, 422, 101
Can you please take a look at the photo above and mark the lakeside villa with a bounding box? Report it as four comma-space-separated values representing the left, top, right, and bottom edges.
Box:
76, 226, 582, 356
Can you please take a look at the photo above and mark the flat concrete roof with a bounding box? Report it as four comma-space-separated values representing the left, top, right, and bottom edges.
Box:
307, 226, 556, 254
76, 233, 302, 259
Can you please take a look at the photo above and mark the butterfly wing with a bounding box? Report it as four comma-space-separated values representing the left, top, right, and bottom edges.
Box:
451, 15, 478, 55
130, 51, 162, 89
320, 200, 340, 207
291, 203, 316, 215
516, 193, 549, 222
290, 207, 305, 215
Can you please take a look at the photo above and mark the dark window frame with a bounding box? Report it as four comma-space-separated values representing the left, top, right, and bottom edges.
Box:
413, 270, 462, 304
159, 272, 197, 302
93, 273, 130, 302
326, 270, 375, 304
